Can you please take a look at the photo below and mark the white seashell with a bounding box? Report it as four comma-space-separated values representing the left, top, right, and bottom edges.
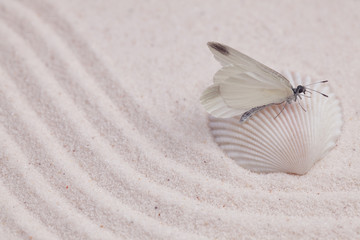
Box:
209, 71, 343, 175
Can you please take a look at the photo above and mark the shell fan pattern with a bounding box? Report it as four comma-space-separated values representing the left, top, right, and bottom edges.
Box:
209, 71, 343, 175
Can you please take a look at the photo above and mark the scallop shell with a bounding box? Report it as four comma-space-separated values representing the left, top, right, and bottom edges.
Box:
209, 71, 343, 175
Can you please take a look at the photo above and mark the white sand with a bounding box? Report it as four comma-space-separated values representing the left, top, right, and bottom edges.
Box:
0, 0, 359, 239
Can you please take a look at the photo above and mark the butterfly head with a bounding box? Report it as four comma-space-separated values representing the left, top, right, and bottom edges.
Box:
292, 85, 306, 101
293, 85, 306, 94
291, 82, 329, 103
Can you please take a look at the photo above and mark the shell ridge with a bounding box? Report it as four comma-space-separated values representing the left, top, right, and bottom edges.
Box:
264, 106, 298, 168
245, 110, 292, 168
211, 125, 287, 167
254, 108, 292, 160
227, 150, 279, 168
277, 103, 303, 172
221, 143, 285, 169
243, 117, 292, 161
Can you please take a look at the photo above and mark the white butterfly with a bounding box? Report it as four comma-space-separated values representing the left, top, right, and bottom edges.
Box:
200, 42, 328, 122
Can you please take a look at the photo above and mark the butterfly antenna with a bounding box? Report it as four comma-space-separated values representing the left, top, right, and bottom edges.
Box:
304, 80, 328, 86
274, 102, 287, 119
306, 88, 328, 97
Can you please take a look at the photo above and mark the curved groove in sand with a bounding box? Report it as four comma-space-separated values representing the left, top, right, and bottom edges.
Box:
12, 0, 360, 194
0, 0, 357, 239
15, 0, 358, 193
0, 66, 207, 239
0, 21, 213, 239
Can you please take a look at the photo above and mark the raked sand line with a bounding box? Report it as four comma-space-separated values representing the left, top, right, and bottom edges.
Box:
15, 0, 358, 194
0, 25, 211, 239
0, 194, 53, 240
0, 15, 359, 239
3, 0, 358, 217
14, 0, 252, 183
0, 0, 326, 216
0, 0, 358, 239
0, 12, 286, 239
0, 0, 242, 204
11, 0, 358, 196
0, 66, 207, 239
0, 127, 118, 240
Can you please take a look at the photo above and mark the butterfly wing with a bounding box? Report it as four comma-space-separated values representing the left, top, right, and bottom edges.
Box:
207, 42, 292, 89
200, 42, 294, 119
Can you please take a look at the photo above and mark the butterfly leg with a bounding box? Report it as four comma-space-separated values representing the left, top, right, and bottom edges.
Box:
274, 102, 287, 119
297, 100, 307, 112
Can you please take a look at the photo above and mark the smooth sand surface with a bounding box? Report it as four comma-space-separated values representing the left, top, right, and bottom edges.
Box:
0, 0, 359, 239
